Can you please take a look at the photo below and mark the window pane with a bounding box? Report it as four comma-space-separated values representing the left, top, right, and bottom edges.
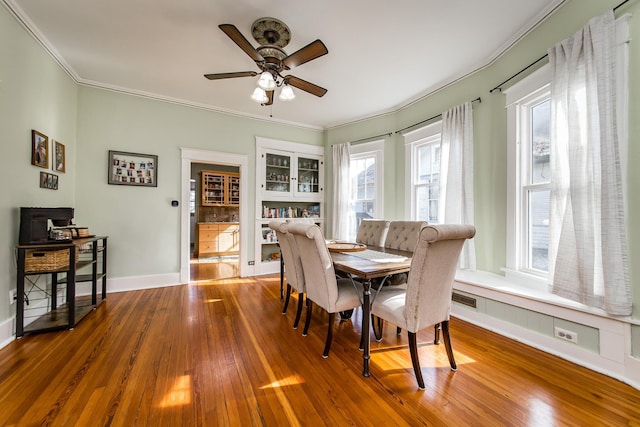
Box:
416, 185, 439, 223
417, 144, 440, 185
531, 99, 550, 185
527, 189, 549, 272
349, 155, 377, 240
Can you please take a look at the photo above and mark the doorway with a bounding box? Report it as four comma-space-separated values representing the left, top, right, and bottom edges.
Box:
190, 162, 240, 281
180, 148, 250, 284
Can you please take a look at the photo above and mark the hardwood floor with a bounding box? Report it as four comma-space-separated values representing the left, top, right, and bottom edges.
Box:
1, 275, 639, 426
189, 257, 239, 281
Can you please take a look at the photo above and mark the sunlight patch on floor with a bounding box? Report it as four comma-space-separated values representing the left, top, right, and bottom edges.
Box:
159, 375, 192, 408
259, 374, 306, 390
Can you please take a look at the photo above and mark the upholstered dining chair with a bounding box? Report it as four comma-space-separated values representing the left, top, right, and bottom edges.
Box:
370, 224, 476, 389
286, 221, 363, 358
384, 220, 428, 252
355, 219, 390, 247
269, 221, 306, 329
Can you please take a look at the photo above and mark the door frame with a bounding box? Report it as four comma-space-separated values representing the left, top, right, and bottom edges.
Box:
180, 147, 249, 283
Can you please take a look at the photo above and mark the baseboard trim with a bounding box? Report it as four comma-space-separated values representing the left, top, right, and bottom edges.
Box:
0, 273, 183, 350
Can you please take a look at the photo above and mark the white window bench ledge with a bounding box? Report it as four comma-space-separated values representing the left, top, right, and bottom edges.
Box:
451, 269, 640, 391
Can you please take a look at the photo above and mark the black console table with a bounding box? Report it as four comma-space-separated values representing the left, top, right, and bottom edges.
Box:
15, 236, 108, 338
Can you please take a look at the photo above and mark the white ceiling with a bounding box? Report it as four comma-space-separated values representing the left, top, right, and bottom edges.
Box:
5, 0, 565, 129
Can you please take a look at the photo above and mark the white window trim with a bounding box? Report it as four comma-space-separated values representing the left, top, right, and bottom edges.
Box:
350, 140, 384, 219
403, 121, 442, 220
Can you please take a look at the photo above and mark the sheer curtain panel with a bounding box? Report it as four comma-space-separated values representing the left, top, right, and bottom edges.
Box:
548, 10, 631, 315
332, 143, 351, 241
440, 102, 476, 270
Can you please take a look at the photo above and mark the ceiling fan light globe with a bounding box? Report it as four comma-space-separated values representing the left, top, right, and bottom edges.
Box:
251, 87, 268, 103
257, 71, 276, 91
279, 85, 295, 101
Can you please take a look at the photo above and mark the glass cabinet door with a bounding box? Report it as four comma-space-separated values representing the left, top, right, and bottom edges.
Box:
202, 172, 224, 205
264, 152, 292, 194
296, 156, 320, 194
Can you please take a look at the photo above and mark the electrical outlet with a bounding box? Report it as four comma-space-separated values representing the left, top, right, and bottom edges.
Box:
554, 326, 578, 344
248, 260, 255, 265
9, 289, 17, 304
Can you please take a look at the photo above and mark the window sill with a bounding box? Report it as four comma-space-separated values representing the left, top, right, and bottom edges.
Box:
453, 269, 637, 326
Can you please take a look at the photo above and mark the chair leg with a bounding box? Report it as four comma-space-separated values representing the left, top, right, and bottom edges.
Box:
293, 292, 304, 329
371, 314, 383, 341
441, 320, 457, 371
302, 300, 313, 336
323, 312, 335, 358
434, 323, 441, 345
282, 284, 292, 315
408, 332, 425, 390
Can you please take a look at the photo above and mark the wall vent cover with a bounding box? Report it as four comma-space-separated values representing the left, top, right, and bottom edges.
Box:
452, 292, 477, 308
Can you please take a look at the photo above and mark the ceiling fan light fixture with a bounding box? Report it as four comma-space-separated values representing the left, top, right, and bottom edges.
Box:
250, 87, 268, 103
279, 84, 295, 101
257, 71, 276, 91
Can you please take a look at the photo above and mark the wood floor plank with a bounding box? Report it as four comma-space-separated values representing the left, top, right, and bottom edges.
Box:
1, 275, 639, 426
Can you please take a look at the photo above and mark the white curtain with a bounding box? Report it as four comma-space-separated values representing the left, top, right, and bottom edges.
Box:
548, 10, 631, 315
332, 143, 351, 241
440, 102, 476, 270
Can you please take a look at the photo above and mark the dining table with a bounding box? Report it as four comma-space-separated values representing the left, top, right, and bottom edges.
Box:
328, 244, 413, 377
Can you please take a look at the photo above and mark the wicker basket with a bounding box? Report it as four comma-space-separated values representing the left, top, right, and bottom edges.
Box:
24, 248, 77, 273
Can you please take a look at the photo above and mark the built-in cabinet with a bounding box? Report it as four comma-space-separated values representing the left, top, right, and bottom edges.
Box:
255, 137, 325, 275
259, 150, 323, 198
198, 223, 239, 258
202, 171, 240, 206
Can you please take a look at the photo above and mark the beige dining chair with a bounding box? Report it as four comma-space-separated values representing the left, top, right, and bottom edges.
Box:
286, 221, 363, 358
269, 221, 306, 329
384, 220, 428, 252
355, 219, 390, 247
370, 224, 476, 389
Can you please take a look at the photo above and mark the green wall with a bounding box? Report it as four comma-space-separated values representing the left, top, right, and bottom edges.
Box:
2, 0, 639, 332
0, 3, 78, 323
325, 0, 640, 316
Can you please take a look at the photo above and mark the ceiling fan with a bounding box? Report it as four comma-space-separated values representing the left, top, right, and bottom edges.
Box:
204, 17, 328, 106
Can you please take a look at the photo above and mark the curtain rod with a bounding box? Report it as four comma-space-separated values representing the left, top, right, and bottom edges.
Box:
395, 97, 481, 135
349, 132, 393, 145
489, 0, 631, 93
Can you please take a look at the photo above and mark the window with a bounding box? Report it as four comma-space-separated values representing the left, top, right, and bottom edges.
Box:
347, 141, 384, 241
505, 66, 553, 282
404, 122, 442, 223
505, 14, 628, 287
189, 179, 196, 214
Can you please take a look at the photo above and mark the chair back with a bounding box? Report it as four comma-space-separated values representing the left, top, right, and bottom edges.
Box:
384, 221, 428, 252
356, 219, 390, 247
269, 221, 304, 293
403, 224, 476, 332
287, 222, 340, 313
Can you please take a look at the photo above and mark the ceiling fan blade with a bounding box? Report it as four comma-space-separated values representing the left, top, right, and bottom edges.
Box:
283, 40, 328, 68
265, 90, 274, 105
284, 76, 327, 97
219, 24, 264, 62
204, 71, 258, 80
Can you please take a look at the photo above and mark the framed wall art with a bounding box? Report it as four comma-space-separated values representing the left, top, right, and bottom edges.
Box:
40, 172, 58, 190
32, 130, 49, 169
108, 150, 158, 187
53, 140, 66, 172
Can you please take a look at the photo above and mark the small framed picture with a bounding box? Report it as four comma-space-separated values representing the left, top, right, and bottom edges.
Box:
39, 171, 59, 190
108, 150, 158, 187
53, 140, 66, 173
32, 130, 49, 169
